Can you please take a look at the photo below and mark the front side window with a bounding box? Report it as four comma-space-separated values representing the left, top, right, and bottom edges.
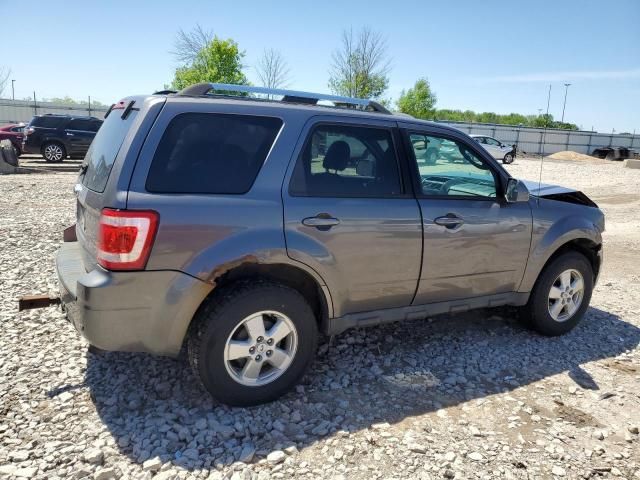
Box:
289, 124, 401, 197
485, 137, 501, 146
146, 113, 282, 194
408, 133, 497, 198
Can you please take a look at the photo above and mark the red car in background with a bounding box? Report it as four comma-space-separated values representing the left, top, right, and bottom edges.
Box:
0, 123, 25, 156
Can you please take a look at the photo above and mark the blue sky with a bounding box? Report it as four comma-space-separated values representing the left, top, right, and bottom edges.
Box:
1, 0, 638, 133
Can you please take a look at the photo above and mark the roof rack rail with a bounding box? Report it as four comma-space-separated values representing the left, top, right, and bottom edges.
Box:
176, 83, 391, 114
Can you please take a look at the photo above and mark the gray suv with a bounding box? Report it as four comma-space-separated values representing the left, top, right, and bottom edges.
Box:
52, 84, 604, 406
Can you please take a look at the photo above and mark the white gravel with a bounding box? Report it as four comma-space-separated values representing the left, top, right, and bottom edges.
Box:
1, 156, 639, 479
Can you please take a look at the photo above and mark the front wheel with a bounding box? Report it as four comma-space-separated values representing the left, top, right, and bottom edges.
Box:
188, 281, 318, 406
503, 152, 514, 164
521, 252, 593, 336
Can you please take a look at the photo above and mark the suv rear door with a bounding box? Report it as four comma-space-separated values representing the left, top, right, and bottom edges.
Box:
283, 116, 422, 317
64, 118, 95, 155
76, 101, 148, 270
401, 123, 532, 304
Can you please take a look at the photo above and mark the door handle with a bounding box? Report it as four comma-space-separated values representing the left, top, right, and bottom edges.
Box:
302, 214, 340, 229
66, 132, 74, 136
434, 215, 464, 228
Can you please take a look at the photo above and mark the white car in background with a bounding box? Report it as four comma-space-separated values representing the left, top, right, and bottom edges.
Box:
471, 135, 516, 164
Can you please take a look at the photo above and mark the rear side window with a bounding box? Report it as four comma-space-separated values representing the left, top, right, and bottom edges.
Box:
146, 113, 282, 194
289, 124, 402, 197
31, 116, 65, 128
66, 119, 92, 131
82, 111, 138, 192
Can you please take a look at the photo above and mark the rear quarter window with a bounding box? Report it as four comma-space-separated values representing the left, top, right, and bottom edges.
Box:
82, 111, 138, 192
146, 113, 283, 194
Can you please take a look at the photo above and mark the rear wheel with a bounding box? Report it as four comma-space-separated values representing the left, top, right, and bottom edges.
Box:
188, 281, 318, 406
521, 252, 593, 336
42, 142, 66, 162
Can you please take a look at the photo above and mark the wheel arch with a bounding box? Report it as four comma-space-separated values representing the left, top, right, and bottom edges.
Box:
520, 236, 602, 293
40, 139, 66, 155
186, 261, 333, 346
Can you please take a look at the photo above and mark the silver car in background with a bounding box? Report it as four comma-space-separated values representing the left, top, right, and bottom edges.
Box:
471, 134, 516, 164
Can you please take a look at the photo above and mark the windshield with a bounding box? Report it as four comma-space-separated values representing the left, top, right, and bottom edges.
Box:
81, 110, 138, 192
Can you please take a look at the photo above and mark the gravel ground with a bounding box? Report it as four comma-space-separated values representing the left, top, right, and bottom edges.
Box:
1, 156, 639, 480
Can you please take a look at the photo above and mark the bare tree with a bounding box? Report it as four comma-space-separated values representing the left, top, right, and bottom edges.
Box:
0, 66, 11, 97
328, 27, 391, 99
255, 49, 290, 93
172, 24, 215, 65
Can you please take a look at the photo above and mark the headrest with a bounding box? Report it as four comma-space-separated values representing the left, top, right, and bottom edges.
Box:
323, 141, 350, 171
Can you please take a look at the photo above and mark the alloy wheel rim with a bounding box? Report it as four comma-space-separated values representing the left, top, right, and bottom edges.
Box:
224, 310, 298, 387
45, 145, 63, 161
548, 269, 584, 322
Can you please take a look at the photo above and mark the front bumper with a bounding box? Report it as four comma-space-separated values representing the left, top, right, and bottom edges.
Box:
595, 245, 603, 286
57, 242, 212, 356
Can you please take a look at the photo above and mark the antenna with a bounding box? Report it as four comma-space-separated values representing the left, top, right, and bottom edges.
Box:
537, 84, 552, 203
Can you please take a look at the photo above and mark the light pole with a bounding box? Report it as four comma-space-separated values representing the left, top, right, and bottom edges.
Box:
11, 79, 15, 100
561, 83, 571, 123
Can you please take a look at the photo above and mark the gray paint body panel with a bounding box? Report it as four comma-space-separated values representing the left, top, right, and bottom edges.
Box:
282, 115, 422, 317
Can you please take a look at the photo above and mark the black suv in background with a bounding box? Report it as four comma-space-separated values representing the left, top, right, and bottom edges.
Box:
22, 114, 103, 162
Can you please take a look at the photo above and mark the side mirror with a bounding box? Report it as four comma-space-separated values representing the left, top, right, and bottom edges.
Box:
505, 178, 530, 203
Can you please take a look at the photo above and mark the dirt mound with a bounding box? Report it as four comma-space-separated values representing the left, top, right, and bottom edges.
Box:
548, 151, 598, 162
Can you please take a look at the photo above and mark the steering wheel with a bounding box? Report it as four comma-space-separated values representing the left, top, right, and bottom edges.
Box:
440, 178, 466, 195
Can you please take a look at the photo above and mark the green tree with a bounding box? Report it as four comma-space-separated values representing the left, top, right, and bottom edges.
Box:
533, 113, 554, 128
45, 96, 105, 107
171, 37, 248, 90
397, 78, 437, 119
431, 109, 578, 130
328, 27, 390, 99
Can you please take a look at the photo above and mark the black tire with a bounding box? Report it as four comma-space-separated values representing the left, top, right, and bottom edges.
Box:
0, 140, 18, 166
188, 281, 318, 406
503, 153, 514, 164
42, 142, 66, 162
521, 252, 593, 336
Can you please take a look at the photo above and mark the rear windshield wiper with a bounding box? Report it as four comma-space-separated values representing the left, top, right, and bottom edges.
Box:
79, 164, 88, 176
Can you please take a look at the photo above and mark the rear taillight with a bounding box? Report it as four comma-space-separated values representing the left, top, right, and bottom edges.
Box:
97, 209, 159, 271
24, 127, 34, 136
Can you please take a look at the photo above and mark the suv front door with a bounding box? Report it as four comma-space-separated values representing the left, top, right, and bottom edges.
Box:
283, 117, 422, 317
402, 125, 532, 304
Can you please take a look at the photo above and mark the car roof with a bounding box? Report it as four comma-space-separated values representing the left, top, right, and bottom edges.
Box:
156, 92, 463, 136
35, 114, 101, 120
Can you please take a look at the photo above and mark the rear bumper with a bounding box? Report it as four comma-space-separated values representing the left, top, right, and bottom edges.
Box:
57, 242, 212, 356
21, 142, 40, 154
